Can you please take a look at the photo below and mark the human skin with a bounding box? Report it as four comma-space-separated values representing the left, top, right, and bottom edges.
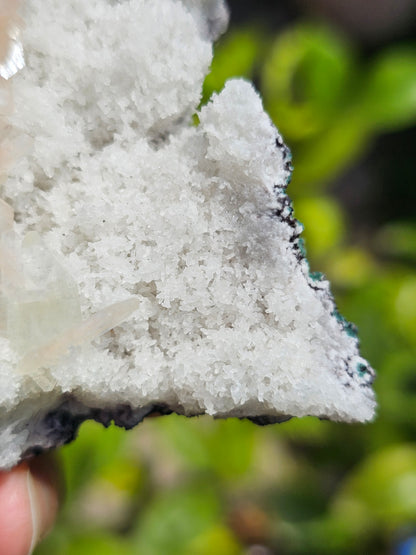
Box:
0, 454, 60, 555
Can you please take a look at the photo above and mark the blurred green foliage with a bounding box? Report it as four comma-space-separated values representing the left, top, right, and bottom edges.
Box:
36, 14, 416, 555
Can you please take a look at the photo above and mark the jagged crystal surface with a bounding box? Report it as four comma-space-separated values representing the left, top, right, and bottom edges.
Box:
0, 0, 375, 469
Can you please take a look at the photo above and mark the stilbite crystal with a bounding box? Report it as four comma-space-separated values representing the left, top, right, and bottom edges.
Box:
17, 298, 140, 376
0, 202, 140, 384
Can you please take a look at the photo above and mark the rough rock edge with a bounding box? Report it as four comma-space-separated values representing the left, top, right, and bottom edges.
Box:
271, 132, 375, 390
22, 396, 292, 462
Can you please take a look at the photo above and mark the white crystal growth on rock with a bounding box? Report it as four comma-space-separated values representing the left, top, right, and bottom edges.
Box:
0, 0, 375, 469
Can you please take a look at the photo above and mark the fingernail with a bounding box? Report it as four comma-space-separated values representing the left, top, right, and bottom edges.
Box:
25, 455, 60, 555
26, 468, 41, 555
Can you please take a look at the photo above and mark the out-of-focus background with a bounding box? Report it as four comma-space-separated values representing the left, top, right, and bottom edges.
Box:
36, 1, 416, 554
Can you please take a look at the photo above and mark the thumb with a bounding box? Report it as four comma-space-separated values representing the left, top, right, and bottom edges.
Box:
0, 453, 62, 555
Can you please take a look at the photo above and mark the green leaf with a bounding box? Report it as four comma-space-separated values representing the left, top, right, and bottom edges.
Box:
360, 48, 416, 131
327, 247, 377, 288
291, 110, 370, 187
375, 222, 416, 264
35, 532, 134, 555
185, 525, 241, 555
394, 275, 416, 345
294, 196, 345, 258
65, 535, 134, 555
203, 28, 265, 103
60, 421, 127, 501
376, 349, 416, 427
157, 416, 256, 479
333, 445, 416, 529
133, 485, 221, 555
335, 273, 405, 368
262, 24, 355, 141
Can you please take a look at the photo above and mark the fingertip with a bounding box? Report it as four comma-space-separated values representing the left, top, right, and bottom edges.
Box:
27, 454, 61, 552
0, 454, 61, 555
0, 462, 34, 555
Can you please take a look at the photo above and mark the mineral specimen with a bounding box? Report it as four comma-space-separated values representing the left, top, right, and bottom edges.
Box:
0, 0, 375, 470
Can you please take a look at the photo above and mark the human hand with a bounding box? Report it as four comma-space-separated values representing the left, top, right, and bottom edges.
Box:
0, 454, 61, 555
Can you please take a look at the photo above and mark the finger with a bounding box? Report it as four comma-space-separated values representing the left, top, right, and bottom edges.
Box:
0, 453, 61, 555
0, 463, 33, 555
27, 454, 62, 550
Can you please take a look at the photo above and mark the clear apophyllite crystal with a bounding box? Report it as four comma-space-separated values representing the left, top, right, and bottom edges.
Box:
0, 0, 24, 80
0, 0, 375, 469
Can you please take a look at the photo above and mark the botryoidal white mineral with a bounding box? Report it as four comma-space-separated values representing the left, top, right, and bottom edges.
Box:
0, 0, 375, 469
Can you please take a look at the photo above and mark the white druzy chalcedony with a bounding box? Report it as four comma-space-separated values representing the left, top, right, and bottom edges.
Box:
0, 0, 375, 469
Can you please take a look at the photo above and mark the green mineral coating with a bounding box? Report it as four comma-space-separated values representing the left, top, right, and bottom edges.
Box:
331, 309, 358, 339
285, 204, 294, 216
285, 174, 292, 185
356, 363, 367, 377
297, 237, 307, 257
309, 271, 324, 282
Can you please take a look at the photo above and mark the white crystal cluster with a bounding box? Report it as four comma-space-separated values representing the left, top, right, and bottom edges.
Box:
0, 0, 375, 469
